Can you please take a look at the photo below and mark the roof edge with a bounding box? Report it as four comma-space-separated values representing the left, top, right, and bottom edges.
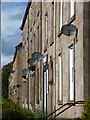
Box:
20, 1, 32, 30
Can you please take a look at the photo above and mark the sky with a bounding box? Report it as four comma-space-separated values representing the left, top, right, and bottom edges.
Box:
1, 2, 28, 67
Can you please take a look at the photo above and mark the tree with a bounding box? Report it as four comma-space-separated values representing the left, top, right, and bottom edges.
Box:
2, 62, 12, 98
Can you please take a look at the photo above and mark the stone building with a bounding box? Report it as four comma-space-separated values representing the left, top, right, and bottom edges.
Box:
9, 43, 23, 107
20, 1, 90, 119
20, 2, 42, 110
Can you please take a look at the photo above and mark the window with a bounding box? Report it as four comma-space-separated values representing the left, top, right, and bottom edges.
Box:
43, 55, 49, 110
70, 0, 74, 17
69, 46, 74, 101
36, 69, 39, 104
46, 14, 48, 47
60, 0, 63, 30
44, 69, 49, 109
58, 54, 62, 101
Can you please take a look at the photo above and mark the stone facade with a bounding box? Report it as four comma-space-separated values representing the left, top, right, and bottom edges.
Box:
20, 1, 90, 119
9, 43, 23, 107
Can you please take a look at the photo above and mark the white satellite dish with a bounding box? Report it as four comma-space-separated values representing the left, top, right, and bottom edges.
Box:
61, 24, 77, 36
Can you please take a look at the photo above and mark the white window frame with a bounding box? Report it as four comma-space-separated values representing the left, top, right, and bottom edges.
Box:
70, 46, 74, 101
60, 0, 63, 30
58, 54, 62, 101
46, 15, 48, 47
44, 69, 49, 109
70, 0, 74, 18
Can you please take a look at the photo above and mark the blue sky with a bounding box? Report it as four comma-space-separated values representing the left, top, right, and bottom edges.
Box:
1, 2, 28, 67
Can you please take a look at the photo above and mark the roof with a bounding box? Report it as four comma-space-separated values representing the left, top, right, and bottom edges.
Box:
20, 1, 32, 30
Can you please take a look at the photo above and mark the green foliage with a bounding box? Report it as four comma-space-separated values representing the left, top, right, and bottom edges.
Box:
33, 109, 46, 120
82, 100, 90, 120
73, 118, 82, 120
2, 98, 53, 120
2, 62, 12, 98
2, 98, 34, 120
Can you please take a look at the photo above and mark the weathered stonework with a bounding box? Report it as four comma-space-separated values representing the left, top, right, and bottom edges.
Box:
19, 1, 90, 119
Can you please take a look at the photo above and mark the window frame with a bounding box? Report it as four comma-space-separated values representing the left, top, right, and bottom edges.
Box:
58, 53, 63, 104
70, 0, 74, 18
69, 45, 74, 101
60, 0, 63, 30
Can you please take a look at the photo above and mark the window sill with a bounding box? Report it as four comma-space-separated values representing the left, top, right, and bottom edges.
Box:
44, 48, 47, 53
50, 41, 54, 46
58, 30, 62, 37
67, 15, 75, 24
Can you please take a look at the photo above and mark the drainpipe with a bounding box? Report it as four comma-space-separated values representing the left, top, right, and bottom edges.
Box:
53, 0, 56, 113
28, 13, 29, 109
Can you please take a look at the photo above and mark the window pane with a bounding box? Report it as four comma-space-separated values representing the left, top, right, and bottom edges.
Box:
60, 0, 62, 30
70, 0, 74, 17
59, 55, 62, 101
70, 47, 74, 100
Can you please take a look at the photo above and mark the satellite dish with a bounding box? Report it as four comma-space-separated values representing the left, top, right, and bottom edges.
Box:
22, 69, 30, 75
8, 87, 10, 89
17, 84, 23, 89
17, 46, 24, 52
27, 58, 37, 65
8, 82, 10, 85
13, 85, 17, 90
10, 76, 13, 79
11, 88, 14, 91
61, 24, 77, 36
10, 70, 15, 75
29, 65, 35, 71
32, 52, 43, 61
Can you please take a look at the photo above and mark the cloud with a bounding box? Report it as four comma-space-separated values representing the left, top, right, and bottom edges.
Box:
1, 3, 26, 39
1, 54, 13, 68
9, 12, 24, 20
2, 38, 16, 56
2, 0, 29, 2
1, 2, 27, 67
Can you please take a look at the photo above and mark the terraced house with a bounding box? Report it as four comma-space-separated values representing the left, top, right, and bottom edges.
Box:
9, 0, 90, 119
8, 43, 23, 107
